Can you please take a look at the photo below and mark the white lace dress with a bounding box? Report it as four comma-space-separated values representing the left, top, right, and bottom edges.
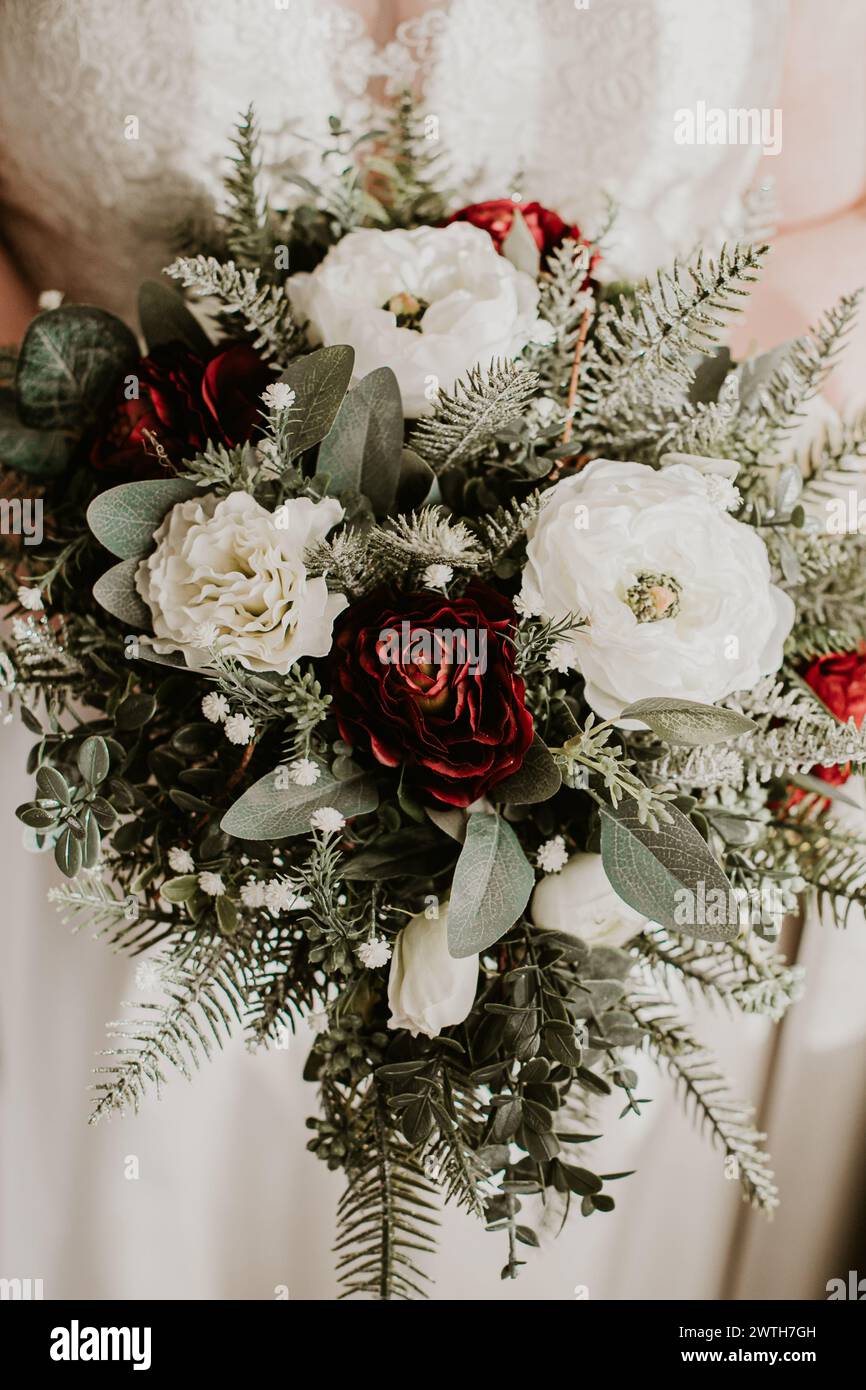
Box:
4, 0, 849, 1301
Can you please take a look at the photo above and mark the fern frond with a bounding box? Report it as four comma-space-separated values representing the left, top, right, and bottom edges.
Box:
410, 360, 540, 474
745, 293, 861, 453
89, 942, 248, 1123
335, 1092, 439, 1300
627, 991, 778, 1213
635, 927, 804, 1021
580, 242, 767, 409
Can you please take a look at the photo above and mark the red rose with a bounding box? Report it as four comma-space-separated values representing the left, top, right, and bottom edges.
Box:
329, 583, 534, 808
801, 648, 866, 787
448, 198, 598, 271
91, 341, 274, 477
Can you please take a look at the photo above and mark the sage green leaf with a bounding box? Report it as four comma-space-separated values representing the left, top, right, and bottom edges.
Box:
137, 279, 212, 356
492, 734, 561, 805
78, 735, 110, 787
316, 365, 404, 515
0, 388, 72, 477
619, 697, 757, 746
221, 759, 378, 840
17, 305, 139, 429
447, 812, 535, 959
87, 477, 199, 559
501, 210, 541, 279
277, 345, 355, 460
600, 797, 738, 941
216, 896, 239, 935
55, 825, 82, 877
160, 874, 199, 903
92, 559, 152, 629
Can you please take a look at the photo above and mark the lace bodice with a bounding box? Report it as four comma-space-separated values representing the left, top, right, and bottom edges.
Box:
0, 0, 785, 323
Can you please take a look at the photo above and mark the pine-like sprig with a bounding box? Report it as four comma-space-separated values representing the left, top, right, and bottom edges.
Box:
223, 105, 272, 271
164, 255, 300, 362
410, 361, 540, 474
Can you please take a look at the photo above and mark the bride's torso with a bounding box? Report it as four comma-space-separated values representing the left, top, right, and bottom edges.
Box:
0, 0, 785, 321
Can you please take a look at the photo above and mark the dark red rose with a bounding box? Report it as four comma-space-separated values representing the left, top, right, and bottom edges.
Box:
800, 648, 866, 788
91, 341, 274, 478
447, 198, 599, 272
329, 583, 534, 808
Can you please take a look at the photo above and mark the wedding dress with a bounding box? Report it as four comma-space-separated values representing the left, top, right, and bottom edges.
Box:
1, 0, 864, 1301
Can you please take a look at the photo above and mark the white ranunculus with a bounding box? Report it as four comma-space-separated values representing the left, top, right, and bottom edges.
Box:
531, 852, 646, 948
135, 491, 346, 674
520, 460, 794, 719
387, 903, 478, 1038
288, 223, 544, 417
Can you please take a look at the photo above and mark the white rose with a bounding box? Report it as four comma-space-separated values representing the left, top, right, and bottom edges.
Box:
387, 903, 478, 1038
135, 491, 346, 674
288, 223, 544, 417
520, 460, 794, 718
531, 852, 646, 948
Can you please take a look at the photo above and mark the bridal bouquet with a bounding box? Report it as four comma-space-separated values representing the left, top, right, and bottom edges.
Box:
3, 105, 866, 1298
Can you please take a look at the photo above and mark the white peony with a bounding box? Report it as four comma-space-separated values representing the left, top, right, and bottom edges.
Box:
135, 491, 346, 675
531, 851, 647, 948
288, 223, 544, 417
387, 903, 478, 1038
520, 460, 794, 719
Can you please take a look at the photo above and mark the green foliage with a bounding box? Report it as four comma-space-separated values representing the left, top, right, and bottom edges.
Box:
410, 360, 541, 474
446, 812, 535, 957
335, 1093, 438, 1300
223, 105, 273, 271
628, 990, 779, 1214
164, 255, 300, 362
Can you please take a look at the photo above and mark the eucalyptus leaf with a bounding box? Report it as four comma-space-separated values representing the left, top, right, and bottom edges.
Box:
17, 305, 139, 430
447, 812, 535, 959
92, 559, 152, 628
277, 345, 355, 460
316, 365, 404, 515
600, 797, 738, 941
87, 477, 199, 559
492, 735, 561, 805
221, 759, 378, 840
137, 279, 212, 356
619, 697, 757, 746
0, 388, 72, 477
394, 447, 434, 513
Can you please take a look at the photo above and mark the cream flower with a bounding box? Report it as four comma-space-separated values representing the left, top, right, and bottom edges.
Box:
531, 852, 646, 948
288, 223, 544, 417
387, 903, 478, 1039
520, 460, 794, 718
135, 492, 346, 675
